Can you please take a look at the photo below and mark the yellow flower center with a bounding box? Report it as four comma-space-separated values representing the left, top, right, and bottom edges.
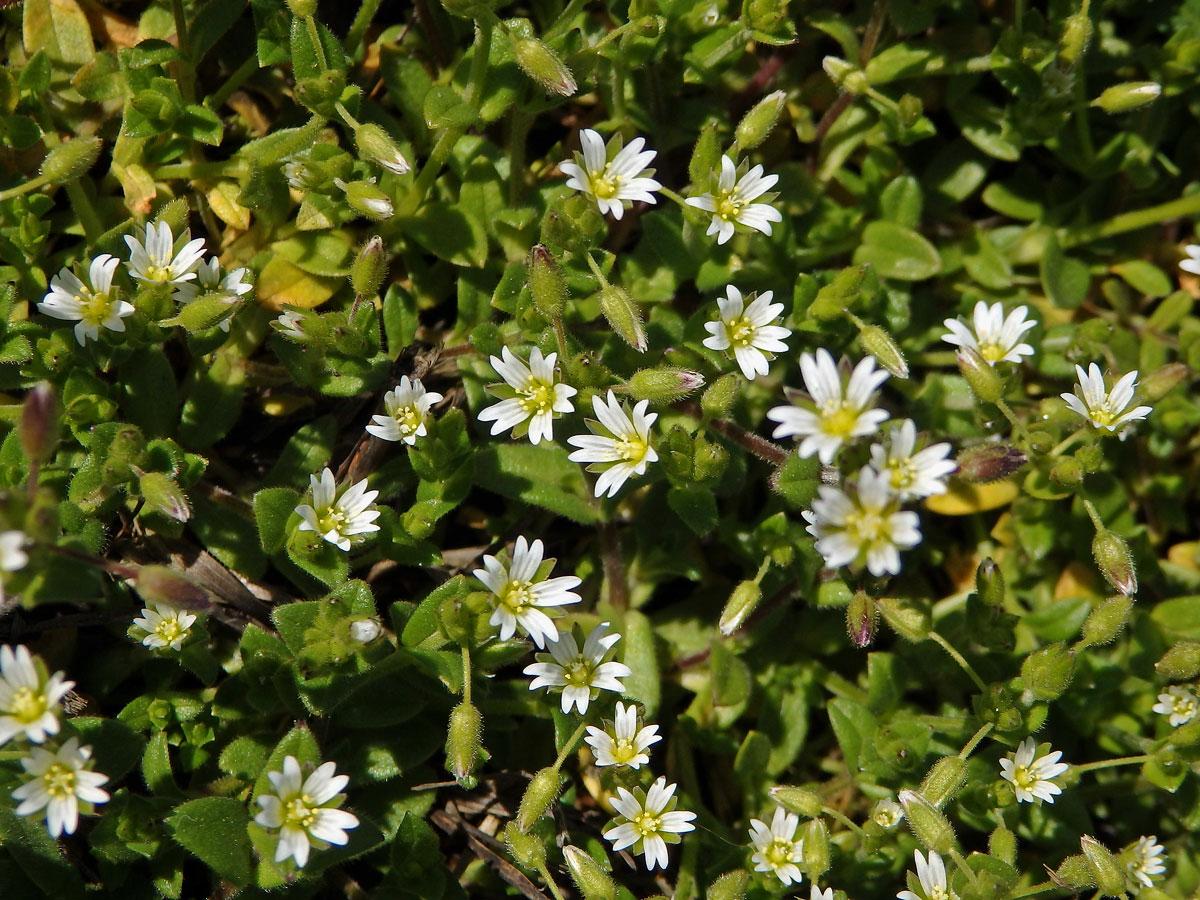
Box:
500, 580, 534, 615
1087, 406, 1119, 427
395, 405, 423, 435
142, 264, 176, 283
613, 434, 650, 465
1173, 695, 1197, 719
43, 763, 77, 799
715, 192, 745, 222
978, 340, 1006, 362
632, 811, 662, 838
887, 459, 915, 491
155, 617, 185, 646
764, 839, 794, 868
844, 509, 886, 545
316, 507, 348, 535
588, 171, 621, 200
610, 738, 639, 765
562, 659, 593, 686
284, 795, 317, 830
9, 686, 47, 724
518, 379, 556, 417
930, 887, 950, 900
818, 402, 861, 438
726, 316, 757, 348
1009, 765, 1039, 793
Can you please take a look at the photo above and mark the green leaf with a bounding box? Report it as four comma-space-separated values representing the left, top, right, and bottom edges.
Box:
254, 487, 300, 553
962, 228, 1013, 291
1151, 596, 1200, 640
179, 104, 224, 146
422, 85, 474, 129
879, 174, 923, 229
289, 15, 345, 81
142, 730, 178, 796
402, 576, 469, 648
398, 203, 488, 268
249, 0, 289, 66
167, 798, 253, 885
1040, 233, 1090, 309
387, 812, 449, 898
666, 485, 718, 536
68, 716, 144, 782
264, 416, 336, 487
0, 806, 87, 898
22, 0, 95, 68
770, 453, 820, 509
711, 639, 751, 708
179, 348, 245, 450
120, 347, 178, 437
1111, 260, 1171, 298
854, 221, 942, 281
191, 494, 268, 579
272, 230, 357, 278
273, 600, 322, 656
474, 443, 602, 524
286, 527, 350, 587
617, 608, 660, 718
218, 735, 271, 780
189, 0, 247, 64
827, 697, 876, 775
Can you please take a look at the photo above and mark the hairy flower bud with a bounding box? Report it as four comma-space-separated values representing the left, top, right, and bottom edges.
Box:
629, 367, 705, 404
720, 580, 762, 636
1092, 529, 1137, 596
701, 372, 737, 419
735, 90, 787, 151
351, 235, 388, 298
846, 590, 877, 648
1077, 595, 1133, 648
692, 436, 729, 482
445, 701, 482, 782
136, 470, 192, 522
898, 93, 923, 126
769, 785, 823, 818
802, 818, 831, 879
512, 36, 577, 96
1058, 10, 1093, 67
1021, 642, 1075, 701
40, 136, 102, 184
957, 348, 1005, 403
689, 124, 721, 187
956, 443, 1026, 483
1080, 835, 1126, 897
284, 0, 316, 15
504, 821, 547, 871
1091, 81, 1162, 114
517, 767, 563, 832
19, 382, 59, 465
877, 596, 931, 642
989, 822, 1017, 865
898, 789, 955, 854
858, 324, 909, 378
354, 123, 409, 175
1156, 641, 1200, 681
134, 565, 210, 610
563, 845, 617, 900
339, 179, 394, 220
919, 756, 968, 808
707, 869, 750, 900
822, 56, 868, 94
1139, 362, 1190, 403
1052, 853, 1097, 890
597, 282, 647, 353
528, 244, 568, 320
975, 558, 1005, 607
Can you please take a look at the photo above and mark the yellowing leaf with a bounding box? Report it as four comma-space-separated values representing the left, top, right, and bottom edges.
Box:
1053, 561, 1103, 600
23, 0, 95, 66
207, 182, 251, 230
255, 256, 338, 311
925, 478, 1019, 516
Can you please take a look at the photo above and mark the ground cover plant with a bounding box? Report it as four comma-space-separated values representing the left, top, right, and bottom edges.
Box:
2, 0, 1200, 897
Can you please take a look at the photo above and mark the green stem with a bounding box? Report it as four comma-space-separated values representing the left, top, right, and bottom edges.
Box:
1071, 754, 1149, 774
508, 106, 532, 205
959, 722, 993, 759
822, 806, 867, 839
610, 58, 627, 124
552, 720, 590, 771
929, 631, 988, 692
335, 101, 361, 130
1061, 191, 1200, 248
153, 160, 249, 181
1006, 881, 1066, 900
0, 173, 54, 202
552, 316, 568, 360
950, 849, 981, 889
171, 0, 196, 103
995, 399, 1029, 442
535, 862, 568, 900
659, 185, 692, 208
1048, 426, 1089, 457
1081, 497, 1104, 531
461, 646, 472, 705
543, 0, 588, 42
344, 0, 385, 54
304, 15, 329, 71
209, 55, 258, 110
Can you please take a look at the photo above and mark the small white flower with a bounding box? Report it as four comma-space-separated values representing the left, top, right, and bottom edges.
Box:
477, 346, 577, 445
124, 221, 206, 285
872, 796, 904, 829
284, 155, 320, 191
1123, 835, 1166, 888
11, 737, 109, 838
38, 254, 134, 346
254, 755, 359, 869
1181, 243, 1200, 275
748, 806, 804, 886
366, 376, 444, 445
560, 129, 661, 220
295, 468, 381, 552
1152, 684, 1198, 727
584, 701, 661, 768
0, 530, 28, 601
524, 622, 632, 715
999, 737, 1069, 804
685, 154, 783, 244
868, 420, 957, 500
172, 257, 253, 331
473, 536, 581, 648
1060, 364, 1153, 435
767, 350, 890, 464
898, 849, 954, 900
602, 776, 696, 871
941, 301, 1036, 365
275, 309, 307, 340
132, 604, 198, 652
803, 467, 921, 577
812, 888, 835, 900
348, 619, 382, 644
702, 286, 791, 380
0, 645, 74, 746
567, 391, 658, 498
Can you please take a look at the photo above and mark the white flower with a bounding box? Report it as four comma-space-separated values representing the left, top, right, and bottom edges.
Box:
0, 645, 74, 746
172, 257, 253, 331
0, 530, 28, 600
872, 796, 904, 829
685, 154, 782, 244
473, 536, 581, 648
566, 391, 658, 498
584, 701, 661, 768
254, 755, 359, 869
999, 737, 1069, 804
602, 776, 696, 871
124, 221, 206, 285
1060, 364, 1152, 434
767, 350, 890, 464
284, 155, 320, 191
477, 346, 576, 445
898, 849, 954, 900
868, 420, 957, 500
560, 129, 661, 220
132, 603, 198, 652
748, 806, 804, 886
524, 622, 632, 715
1152, 685, 1198, 727
803, 467, 921, 577
812, 888, 835, 900
348, 619, 381, 643
1181, 243, 1200, 275
11, 737, 109, 838
366, 376, 443, 445
941, 301, 1036, 365
275, 309, 307, 340
295, 468, 381, 552
1123, 835, 1166, 888
702, 286, 791, 380
37, 254, 133, 346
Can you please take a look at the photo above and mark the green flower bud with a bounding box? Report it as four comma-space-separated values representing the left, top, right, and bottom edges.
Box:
802, 818, 831, 879
135, 470, 192, 522
284, 0, 317, 15
660, 424, 694, 480
338, 179, 394, 220
898, 93, 923, 127
597, 282, 647, 353
516, 767, 563, 831
976, 558, 1005, 608
629, 367, 705, 404
1052, 854, 1096, 890
989, 822, 1017, 865
769, 785, 824, 818
1170, 717, 1200, 747
720, 580, 762, 636
542, 194, 604, 252
1139, 362, 1190, 403
512, 36, 577, 96
956, 443, 1026, 483
857, 324, 909, 378
350, 235, 388, 298
1077, 595, 1133, 648
40, 136, 102, 184
877, 596, 930, 642
846, 590, 877, 648
446, 701, 483, 782
1058, 10, 1093, 67
1080, 835, 1126, 897
438, 594, 474, 646
898, 789, 955, 855
957, 348, 1005, 404
528, 244, 568, 320
692, 436, 729, 482
735, 90, 787, 151
1020, 642, 1075, 700
919, 756, 967, 808
1092, 529, 1137, 596
1050, 457, 1084, 487
707, 869, 750, 900
701, 372, 738, 419
134, 564, 210, 610
19, 382, 59, 466
1091, 81, 1162, 114
562, 845, 617, 900
689, 124, 721, 188
354, 122, 409, 175
504, 821, 546, 871
822, 56, 868, 94
1156, 641, 1200, 681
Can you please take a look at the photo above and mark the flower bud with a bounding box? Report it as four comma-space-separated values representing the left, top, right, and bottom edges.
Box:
39, 136, 102, 184
1092, 529, 1137, 596
354, 122, 409, 175
701, 372, 737, 419
769, 785, 823, 818
719, 580, 762, 636
898, 789, 955, 855
1077, 595, 1132, 648
1091, 81, 1162, 114
628, 367, 705, 404
19, 382, 59, 465
1052, 854, 1096, 890
284, 0, 316, 15
349, 618, 382, 644
516, 766, 563, 831
975, 558, 1005, 607
563, 845, 617, 900
919, 756, 967, 808
1050, 457, 1084, 487
845, 590, 877, 648
528, 244, 568, 320
823, 56, 868, 94
801, 818, 830, 879
134, 564, 210, 610
1058, 11, 1093, 67
1156, 641, 1200, 681
445, 701, 483, 782
957, 348, 1005, 403
989, 822, 1016, 865
956, 443, 1026, 483
898, 93, 923, 127
1139, 362, 1189, 403
512, 36, 577, 96
597, 282, 647, 352
504, 821, 547, 871
338, 179, 393, 220
351, 235, 388, 298
1020, 642, 1075, 701
1171, 718, 1200, 747
707, 869, 750, 900
1080, 835, 1126, 897
692, 436, 729, 482
136, 470, 192, 522
857, 324, 908, 378
877, 596, 930, 642
689, 124, 721, 187
735, 90, 787, 151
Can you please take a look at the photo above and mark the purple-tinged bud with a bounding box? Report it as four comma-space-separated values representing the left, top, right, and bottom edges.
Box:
19, 382, 59, 465
512, 36, 577, 97
135, 470, 192, 522
1092, 529, 1137, 596
528, 244, 567, 320
858, 324, 909, 378
354, 123, 409, 176
350, 236, 388, 298
133, 565, 210, 610
846, 590, 877, 648
597, 282, 647, 353
956, 442, 1026, 483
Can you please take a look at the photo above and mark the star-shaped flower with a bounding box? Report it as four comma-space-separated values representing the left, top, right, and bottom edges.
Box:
685, 155, 782, 244
38, 254, 134, 346
254, 756, 359, 868
584, 701, 661, 768
478, 347, 577, 445
132, 604, 198, 652
1152, 684, 1198, 727
602, 776, 696, 870
294, 468, 381, 552
473, 536, 581, 648
0, 645, 74, 747
999, 737, 1069, 804
1060, 364, 1152, 435
524, 622, 631, 715
566, 391, 658, 498
702, 285, 791, 380
868, 419, 957, 500
172, 257, 253, 331
803, 467, 921, 577
1123, 835, 1166, 888
124, 221, 206, 285
11, 737, 109, 838
560, 129, 661, 220
366, 376, 443, 445
941, 301, 1036, 365
748, 806, 804, 886
898, 849, 954, 900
